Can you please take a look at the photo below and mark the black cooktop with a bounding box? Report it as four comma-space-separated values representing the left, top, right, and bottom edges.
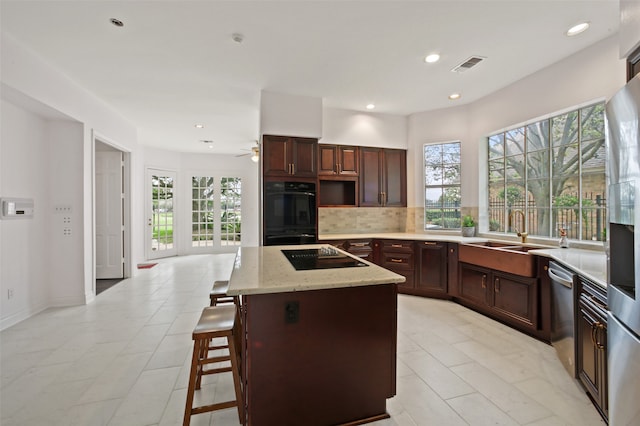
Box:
282, 247, 369, 271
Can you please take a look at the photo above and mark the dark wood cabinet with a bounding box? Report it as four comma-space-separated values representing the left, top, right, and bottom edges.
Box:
318, 145, 359, 176
576, 275, 608, 422
379, 240, 415, 288
415, 241, 448, 297
490, 271, 538, 330
627, 44, 640, 81
359, 148, 406, 207
458, 262, 539, 334
326, 238, 373, 262
263, 135, 317, 178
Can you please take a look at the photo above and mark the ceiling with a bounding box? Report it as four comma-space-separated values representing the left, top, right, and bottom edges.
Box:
1, 1, 620, 155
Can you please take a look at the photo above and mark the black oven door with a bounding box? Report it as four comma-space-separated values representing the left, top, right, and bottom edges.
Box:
264, 181, 317, 246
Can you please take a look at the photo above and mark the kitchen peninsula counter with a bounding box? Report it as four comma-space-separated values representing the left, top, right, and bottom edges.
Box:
227, 245, 403, 426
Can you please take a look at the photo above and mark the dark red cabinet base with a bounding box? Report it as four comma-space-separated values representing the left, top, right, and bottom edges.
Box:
242, 284, 397, 426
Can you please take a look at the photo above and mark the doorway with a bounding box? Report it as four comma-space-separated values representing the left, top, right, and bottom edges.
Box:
146, 169, 177, 259
94, 133, 131, 295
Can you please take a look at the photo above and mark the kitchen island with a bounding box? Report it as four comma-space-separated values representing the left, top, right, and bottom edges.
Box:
227, 245, 405, 426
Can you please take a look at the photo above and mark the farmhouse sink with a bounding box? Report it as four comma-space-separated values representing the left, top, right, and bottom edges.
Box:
458, 241, 540, 277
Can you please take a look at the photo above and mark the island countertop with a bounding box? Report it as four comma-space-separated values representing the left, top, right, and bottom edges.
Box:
227, 244, 406, 295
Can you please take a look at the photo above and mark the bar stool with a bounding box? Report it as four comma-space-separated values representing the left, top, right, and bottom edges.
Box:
209, 280, 241, 309
183, 305, 244, 426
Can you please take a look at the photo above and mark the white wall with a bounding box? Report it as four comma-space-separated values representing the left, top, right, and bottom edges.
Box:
0, 101, 51, 326
260, 91, 323, 138
321, 107, 407, 148
1, 33, 139, 329
408, 35, 626, 226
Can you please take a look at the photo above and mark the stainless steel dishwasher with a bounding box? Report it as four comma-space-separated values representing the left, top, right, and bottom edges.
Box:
548, 261, 576, 377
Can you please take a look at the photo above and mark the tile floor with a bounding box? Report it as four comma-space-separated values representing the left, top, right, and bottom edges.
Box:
0, 254, 604, 426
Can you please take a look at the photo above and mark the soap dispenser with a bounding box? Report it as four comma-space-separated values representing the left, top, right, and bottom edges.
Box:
559, 228, 569, 248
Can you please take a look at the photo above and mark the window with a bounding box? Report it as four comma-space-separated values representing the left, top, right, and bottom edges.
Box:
424, 141, 461, 230
192, 176, 215, 247
220, 177, 242, 246
488, 103, 606, 241
191, 176, 242, 248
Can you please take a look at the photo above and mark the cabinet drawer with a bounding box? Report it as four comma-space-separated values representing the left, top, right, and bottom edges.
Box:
381, 240, 413, 253
381, 252, 414, 270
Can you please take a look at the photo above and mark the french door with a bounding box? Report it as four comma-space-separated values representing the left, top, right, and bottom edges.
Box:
147, 169, 177, 259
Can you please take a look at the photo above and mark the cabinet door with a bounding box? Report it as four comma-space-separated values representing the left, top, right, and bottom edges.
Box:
291, 137, 317, 177
263, 135, 291, 176
458, 263, 489, 307
383, 149, 407, 207
577, 297, 607, 416
360, 147, 383, 206
417, 241, 447, 295
318, 145, 338, 175
491, 272, 538, 329
338, 146, 359, 175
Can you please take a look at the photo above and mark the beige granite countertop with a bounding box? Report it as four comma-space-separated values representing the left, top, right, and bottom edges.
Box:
529, 248, 608, 288
227, 244, 406, 295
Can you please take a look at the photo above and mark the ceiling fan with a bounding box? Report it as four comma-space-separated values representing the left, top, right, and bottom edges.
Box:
235, 141, 260, 162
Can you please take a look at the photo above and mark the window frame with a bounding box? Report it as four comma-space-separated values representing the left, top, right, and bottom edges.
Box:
423, 140, 462, 231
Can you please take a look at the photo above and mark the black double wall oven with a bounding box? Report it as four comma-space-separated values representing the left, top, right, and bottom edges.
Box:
263, 181, 317, 246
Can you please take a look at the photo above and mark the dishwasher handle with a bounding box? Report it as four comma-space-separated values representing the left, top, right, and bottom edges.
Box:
548, 268, 573, 289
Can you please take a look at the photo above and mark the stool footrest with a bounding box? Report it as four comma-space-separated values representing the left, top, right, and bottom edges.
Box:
191, 400, 238, 415
202, 366, 232, 375
202, 355, 231, 365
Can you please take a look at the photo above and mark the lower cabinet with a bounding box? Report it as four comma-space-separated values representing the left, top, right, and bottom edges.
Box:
576, 275, 608, 422
458, 262, 539, 334
378, 240, 415, 289
326, 239, 374, 262
415, 241, 448, 297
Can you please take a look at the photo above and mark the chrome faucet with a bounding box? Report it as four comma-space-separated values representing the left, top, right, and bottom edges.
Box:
509, 209, 528, 243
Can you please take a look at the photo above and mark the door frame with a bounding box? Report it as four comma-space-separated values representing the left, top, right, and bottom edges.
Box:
92, 131, 131, 294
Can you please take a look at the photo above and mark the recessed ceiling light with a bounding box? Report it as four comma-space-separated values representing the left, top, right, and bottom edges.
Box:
425, 53, 440, 63
195, 124, 204, 129
566, 22, 590, 36
366, 104, 375, 110
448, 93, 461, 100
109, 18, 124, 27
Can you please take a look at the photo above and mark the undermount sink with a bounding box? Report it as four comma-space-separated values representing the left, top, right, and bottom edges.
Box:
459, 241, 540, 277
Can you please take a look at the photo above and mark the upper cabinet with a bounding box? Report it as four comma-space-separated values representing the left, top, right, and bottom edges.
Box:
628, 44, 640, 81
318, 145, 359, 176
359, 147, 406, 207
263, 135, 317, 178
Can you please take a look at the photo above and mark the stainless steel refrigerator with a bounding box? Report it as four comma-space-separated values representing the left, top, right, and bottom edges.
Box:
606, 73, 640, 426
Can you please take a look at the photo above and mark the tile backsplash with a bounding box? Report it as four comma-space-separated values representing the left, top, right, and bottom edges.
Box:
319, 206, 479, 235
319, 207, 408, 234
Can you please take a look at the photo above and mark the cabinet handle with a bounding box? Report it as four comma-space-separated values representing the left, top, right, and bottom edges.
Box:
424, 242, 437, 245
495, 278, 500, 293
589, 295, 608, 311
481, 274, 487, 289
591, 321, 606, 350
595, 322, 606, 350
383, 192, 387, 206
351, 243, 367, 247
291, 163, 295, 174
450, 248, 455, 253
391, 244, 403, 248
338, 163, 341, 173
390, 258, 403, 263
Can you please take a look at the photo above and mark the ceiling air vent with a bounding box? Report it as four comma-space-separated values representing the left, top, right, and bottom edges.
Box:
451, 56, 486, 73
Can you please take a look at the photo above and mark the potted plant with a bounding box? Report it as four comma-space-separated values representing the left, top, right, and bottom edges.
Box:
461, 215, 476, 237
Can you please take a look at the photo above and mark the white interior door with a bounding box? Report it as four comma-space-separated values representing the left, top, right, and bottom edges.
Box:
147, 169, 177, 259
96, 150, 124, 279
